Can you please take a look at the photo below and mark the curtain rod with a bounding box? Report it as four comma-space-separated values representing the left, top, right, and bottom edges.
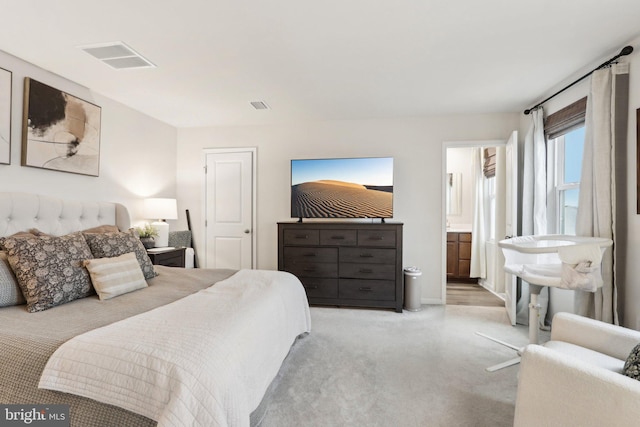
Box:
523, 45, 633, 115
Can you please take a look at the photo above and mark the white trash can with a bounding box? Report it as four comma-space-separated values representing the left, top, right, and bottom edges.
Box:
403, 267, 422, 311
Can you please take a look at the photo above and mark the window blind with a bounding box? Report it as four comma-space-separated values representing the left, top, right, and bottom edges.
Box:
545, 97, 587, 139
483, 147, 496, 178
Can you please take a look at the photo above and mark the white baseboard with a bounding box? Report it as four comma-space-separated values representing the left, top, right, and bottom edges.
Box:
478, 279, 505, 301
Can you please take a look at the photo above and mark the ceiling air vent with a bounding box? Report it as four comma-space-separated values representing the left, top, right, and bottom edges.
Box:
250, 101, 270, 110
78, 42, 155, 70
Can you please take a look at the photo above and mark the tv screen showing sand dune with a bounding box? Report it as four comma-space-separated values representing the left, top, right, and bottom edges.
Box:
291, 157, 393, 218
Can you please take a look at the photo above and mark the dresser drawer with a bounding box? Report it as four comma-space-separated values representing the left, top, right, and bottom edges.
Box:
340, 263, 396, 280
340, 247, 395, 264
284, 247, 337, 263
283, 262, 338, 278
339, 279, 396, 301
319, 229, 357, 246
357, 230, 396, 247
300, 278, 338, 298
283, 229, 320, 245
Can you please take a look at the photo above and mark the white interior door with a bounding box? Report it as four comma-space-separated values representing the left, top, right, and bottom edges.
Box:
504, 131, 518, 326
204, 149, 255, 269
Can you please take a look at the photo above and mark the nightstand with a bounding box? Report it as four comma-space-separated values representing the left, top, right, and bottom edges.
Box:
146, 247, 186, 268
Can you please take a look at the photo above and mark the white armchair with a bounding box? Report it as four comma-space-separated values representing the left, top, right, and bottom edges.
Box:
514, 312, 640, 427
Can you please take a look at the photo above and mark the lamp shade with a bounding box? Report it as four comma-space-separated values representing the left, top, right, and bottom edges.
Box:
143, 198, 177, 248
143, 198, 178, 221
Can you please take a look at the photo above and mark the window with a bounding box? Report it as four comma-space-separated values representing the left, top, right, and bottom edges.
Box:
482, 147, 496, 240
545, 97, 587, 236
552, 126, 585, 235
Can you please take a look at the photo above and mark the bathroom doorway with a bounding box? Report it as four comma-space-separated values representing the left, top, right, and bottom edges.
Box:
443, 140, 507, 307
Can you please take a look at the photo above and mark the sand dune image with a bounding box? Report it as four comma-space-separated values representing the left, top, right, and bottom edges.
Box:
291, 180, 393, 218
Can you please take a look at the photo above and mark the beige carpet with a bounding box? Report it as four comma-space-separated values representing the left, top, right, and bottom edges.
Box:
260, 305, 547, 427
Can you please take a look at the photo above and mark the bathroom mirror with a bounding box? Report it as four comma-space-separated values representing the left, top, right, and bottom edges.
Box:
446, 172, 462, 215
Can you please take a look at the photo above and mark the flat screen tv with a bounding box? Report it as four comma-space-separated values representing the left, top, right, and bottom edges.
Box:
291, 157, 394, 219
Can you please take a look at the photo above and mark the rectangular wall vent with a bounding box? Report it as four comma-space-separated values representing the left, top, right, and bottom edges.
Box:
79, 42, 155, 70
250, 101, 270, 110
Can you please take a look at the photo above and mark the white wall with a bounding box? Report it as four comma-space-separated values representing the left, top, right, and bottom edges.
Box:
0, 50, 178, 225
176, 114, 519, 302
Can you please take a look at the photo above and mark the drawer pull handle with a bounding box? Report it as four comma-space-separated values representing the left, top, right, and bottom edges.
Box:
295, 234, 309, 239
360, 254, 374, 258
303, 253, 316, 257
332, 236, 345, 240
305, 285, 319, 290
370, 236, 384, 241
303, 267, 316, 272
359, 269, 373, 274
359, 287, 373, 292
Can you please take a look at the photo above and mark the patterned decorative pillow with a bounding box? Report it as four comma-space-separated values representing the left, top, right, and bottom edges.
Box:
168, 230, 192, 248
0, 251, 26, 307
83, 252, 148, 300
3, 232, 95, 312
84, 229, 158, 279
0, 231, 39, 251
623, 343, 640, 380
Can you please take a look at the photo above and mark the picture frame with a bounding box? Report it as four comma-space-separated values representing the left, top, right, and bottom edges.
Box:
0, 67, 11, 165
21, 78, 101, 176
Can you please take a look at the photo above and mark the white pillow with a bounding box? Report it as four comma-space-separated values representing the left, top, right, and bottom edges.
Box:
83, 252, 147, 300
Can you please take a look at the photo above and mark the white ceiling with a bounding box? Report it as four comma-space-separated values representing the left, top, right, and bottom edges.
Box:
1, 0, 639, 128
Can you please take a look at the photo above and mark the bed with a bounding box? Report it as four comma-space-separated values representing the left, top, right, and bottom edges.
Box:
0, 192, 311, 427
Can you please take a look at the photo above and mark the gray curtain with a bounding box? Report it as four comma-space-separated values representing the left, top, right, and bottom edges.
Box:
575, 63, 629, 324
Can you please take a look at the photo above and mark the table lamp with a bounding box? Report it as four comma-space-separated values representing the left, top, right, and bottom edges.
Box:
143, 198, 178, 247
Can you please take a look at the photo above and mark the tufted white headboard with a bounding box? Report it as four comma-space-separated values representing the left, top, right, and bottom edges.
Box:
0, 193, 131, 238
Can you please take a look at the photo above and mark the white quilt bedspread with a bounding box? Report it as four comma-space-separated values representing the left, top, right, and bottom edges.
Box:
38, 269, 311, 427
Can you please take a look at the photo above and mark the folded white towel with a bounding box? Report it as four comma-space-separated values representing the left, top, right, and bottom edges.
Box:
558, 244, 603, 292
560, 262, 602, 291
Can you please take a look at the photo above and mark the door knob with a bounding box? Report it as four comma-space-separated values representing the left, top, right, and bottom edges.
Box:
244, 229, 251, 234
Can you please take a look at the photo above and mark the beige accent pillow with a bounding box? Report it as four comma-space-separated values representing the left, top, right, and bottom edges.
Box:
82, 224, 120, 234
83, 252, 148, 300
83, 229, 158, 279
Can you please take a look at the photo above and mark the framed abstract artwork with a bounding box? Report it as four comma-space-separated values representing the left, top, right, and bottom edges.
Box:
0, 67, 11, 165
22, 78, 101, 176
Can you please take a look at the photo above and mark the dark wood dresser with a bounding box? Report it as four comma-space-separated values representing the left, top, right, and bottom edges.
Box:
278, 222, 403, 312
